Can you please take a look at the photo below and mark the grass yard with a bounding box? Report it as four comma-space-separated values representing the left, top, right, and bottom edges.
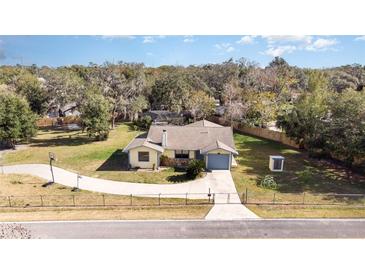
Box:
232, 133, 365, 217
2, 123, 191, 184
248, 205, 365, 218
0, 174, 212, 221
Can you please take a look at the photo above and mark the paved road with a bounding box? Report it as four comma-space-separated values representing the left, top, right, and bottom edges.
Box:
14, 219, 365, 238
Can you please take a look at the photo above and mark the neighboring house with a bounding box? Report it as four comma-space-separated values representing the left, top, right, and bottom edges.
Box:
123, 119, 238, 170
47, 102, 80, 118
142, 110, 185, 125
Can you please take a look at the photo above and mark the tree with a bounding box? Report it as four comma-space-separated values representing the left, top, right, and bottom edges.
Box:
128, 95, 149, 121
39, 67, 86, 115
330, 70, 359, 92
15, 72, 49, 115
276, 88, 330, 154
150, 72, 191, 112
0, 92, 37, 148
80, 89, 110, 140
185, 90, 216, 121
326, 89, 365, 166
89, 63, 146, 128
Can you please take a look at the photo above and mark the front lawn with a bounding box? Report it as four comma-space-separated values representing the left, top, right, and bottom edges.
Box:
232, 133, 365, 217
2, 123, 190, 184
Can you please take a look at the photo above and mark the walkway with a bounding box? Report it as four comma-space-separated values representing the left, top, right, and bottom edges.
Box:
2, 164, 259, 219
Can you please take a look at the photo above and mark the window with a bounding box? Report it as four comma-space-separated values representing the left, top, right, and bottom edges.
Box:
138, 151, 149, 162
273, 159, 283, 170
175, 150, 189, 159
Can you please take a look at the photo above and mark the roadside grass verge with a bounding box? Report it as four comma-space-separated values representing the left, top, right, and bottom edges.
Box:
0, 206, 212, 221
248, 205, 365, 218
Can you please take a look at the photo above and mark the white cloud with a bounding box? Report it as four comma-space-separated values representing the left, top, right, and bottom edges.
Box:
146, 52, 154, 56
142, 36, 166, 44
261, 36, 339, 56
263, 45, 296, 57
262, 35, 313, 45
183, 35, 195, 43
226, 46, 234, 52
215, 43, 235, 53
143, 36, 155, 43
355, 36, 365, 41
236, 36, 255, 45
305, 38, 337, 51
101, 35, 136, 40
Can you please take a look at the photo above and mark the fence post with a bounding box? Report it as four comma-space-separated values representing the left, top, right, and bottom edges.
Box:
130, 194, 133, 206
158, 193, 161, 206
302, 193, 306, 205
102, 194, 105, 206
72, 195, 76, 207
212, 193, 215, 204
185, 193, 188, 205
273, 193, 276, 204
40, 195, 44, 207
227, 193, 230, 204
245, 188, 248, 204
8, 196, 11, 207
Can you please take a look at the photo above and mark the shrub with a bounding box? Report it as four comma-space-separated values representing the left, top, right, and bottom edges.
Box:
134, 115, 152, 130
186, 160, 205, 179
259, 175, 277, 189
160, 155, 175, 167
296, 166, 315, 184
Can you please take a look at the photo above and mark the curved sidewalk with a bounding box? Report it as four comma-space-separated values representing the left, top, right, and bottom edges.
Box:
2, 164, 210, 199
2, 164, 259, 219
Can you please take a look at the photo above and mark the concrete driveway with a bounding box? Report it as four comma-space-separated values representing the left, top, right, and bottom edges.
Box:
204, 171, 259, 219
3, 164, 259, 219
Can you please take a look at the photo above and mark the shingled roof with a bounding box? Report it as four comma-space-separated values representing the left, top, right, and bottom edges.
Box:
184, 119, 223, 128
123, 120, 237, 154
146, 124, 236, 151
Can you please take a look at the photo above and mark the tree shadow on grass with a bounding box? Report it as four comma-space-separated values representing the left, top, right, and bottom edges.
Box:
96, 149, 130, 171
30, 134, 94, 147
167, 174, 190, 183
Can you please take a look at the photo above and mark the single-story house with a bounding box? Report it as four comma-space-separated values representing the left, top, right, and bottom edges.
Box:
123, 119, 238, 170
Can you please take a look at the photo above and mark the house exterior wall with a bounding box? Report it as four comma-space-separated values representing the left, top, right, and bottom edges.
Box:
129, 147, 159, 169
163, 149, 196, 159
163, 149, 174, 158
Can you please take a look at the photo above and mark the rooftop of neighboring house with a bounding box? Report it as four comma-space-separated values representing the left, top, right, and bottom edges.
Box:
142, 110, 183, 121
123, 119, 237, 154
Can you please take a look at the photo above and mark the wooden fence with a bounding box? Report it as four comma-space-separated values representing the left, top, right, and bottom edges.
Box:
210, 117, 300, 149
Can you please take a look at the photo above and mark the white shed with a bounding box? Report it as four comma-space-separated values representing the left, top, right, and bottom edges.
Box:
269, 155, 285, 172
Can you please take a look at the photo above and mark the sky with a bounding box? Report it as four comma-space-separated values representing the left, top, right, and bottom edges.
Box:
0, 35, 365, 68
